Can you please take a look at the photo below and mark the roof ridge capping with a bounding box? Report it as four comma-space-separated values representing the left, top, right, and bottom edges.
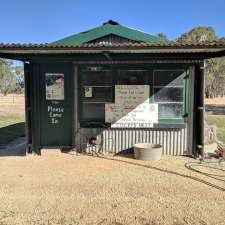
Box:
102, 19, 162, 39
103, 20, 119, 25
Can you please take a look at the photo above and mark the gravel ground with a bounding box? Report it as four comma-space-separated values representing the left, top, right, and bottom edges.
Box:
0, 150, 225, 225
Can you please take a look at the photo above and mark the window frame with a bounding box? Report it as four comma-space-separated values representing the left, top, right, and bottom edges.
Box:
79, 65, 114, 122
153, 69, 189, 124
79, 65, 189, 126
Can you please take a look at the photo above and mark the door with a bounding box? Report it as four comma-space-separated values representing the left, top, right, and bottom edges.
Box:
39, 63, 73, 147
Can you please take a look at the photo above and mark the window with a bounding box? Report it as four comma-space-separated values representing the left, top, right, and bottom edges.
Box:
117, 70, 149, 85
81, 103, 105, 120
153, 70, 185, 120
80, 67, 188, 125
81, 67, 113, 121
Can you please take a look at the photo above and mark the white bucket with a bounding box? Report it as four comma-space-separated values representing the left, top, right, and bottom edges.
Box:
133, 143, 162, 161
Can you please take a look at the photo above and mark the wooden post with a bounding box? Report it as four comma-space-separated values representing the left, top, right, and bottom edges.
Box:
24, 62, 32, 153
195, 61, 205, 157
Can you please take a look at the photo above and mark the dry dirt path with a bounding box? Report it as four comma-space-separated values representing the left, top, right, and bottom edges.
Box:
0, 151, 224, 225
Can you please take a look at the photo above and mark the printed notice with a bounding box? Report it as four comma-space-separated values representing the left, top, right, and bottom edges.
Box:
46, 73, 64, 100
105, 85, 158, 128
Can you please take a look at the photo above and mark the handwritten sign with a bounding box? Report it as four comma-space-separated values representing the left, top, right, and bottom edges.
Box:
105, 85, 158, 128
47, 105, 64, 125
115, 85, 149, 105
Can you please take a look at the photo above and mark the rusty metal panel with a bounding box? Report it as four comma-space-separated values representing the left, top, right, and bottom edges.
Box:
75, 127, 187, 155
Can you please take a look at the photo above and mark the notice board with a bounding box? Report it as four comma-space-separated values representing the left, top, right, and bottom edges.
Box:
105, 85, 158, 128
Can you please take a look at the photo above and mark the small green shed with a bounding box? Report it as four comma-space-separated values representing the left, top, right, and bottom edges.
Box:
0, 20, 225, 156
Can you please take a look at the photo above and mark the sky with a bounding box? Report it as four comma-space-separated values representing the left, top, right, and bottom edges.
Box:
0, 0, 225, 44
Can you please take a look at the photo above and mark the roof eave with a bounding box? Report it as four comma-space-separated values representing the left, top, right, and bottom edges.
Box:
0, 47, 225, 54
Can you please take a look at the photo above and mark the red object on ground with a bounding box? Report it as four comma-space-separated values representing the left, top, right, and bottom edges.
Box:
215, 143, 225, 159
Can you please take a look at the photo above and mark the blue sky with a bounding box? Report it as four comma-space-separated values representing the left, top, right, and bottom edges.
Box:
0, 0, 225, 43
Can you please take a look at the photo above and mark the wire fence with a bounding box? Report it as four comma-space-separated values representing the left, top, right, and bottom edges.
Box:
0, 94, 25, 104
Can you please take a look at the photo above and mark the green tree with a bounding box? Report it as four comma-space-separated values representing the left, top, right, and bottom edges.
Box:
205, 57, 225, 98
176, 26, 217, 43
0, 58, 16, 95
13, 66, 24, 94
176, 26, 225, 98
156, 33, 169, 42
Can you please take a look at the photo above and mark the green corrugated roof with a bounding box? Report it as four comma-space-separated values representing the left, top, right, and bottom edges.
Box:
53, 20, 164, 45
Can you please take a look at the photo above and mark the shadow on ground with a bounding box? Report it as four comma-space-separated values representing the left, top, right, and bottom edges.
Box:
0, 122, 25, 146
0, 122, 26, 156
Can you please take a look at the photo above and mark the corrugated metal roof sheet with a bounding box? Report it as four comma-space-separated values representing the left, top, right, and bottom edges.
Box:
1, 40, 225, 48
52, 20, 163, 45
0, 41, 225, 56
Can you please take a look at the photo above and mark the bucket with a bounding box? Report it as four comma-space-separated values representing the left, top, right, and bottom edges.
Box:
133, 143, 162, 161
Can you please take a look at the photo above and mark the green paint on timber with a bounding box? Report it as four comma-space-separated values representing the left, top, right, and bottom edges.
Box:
53, 20, 165, 45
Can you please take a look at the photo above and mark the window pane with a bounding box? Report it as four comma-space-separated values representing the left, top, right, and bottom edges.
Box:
82, 70, 112, 86
82, 87, 112, 102
154, 87, 183, 102
82, 103, 105, 119
117, 70, 149, 85
154, 70, 185, 86
158, 103, 183, 119
45, 73, 64, 100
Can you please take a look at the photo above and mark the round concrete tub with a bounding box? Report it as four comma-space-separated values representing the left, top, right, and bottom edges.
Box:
133, 143, 162, 161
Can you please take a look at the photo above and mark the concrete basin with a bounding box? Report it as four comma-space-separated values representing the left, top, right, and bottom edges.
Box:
133, 143, 162, 161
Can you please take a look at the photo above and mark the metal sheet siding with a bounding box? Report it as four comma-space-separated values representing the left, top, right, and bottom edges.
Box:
75, 127, 188, 155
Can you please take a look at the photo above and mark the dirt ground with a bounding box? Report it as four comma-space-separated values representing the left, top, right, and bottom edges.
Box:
0, 95, 224, 224
0, 94, 25, 116
0, 151, 224, 225
205, 98, 225, 105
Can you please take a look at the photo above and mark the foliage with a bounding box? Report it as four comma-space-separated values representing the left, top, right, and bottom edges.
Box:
176, 26, 225, 98
12, 65, 24, 94
206, 115, 225, 142
156, 33, 169, 42
0, 59, 24, 95
0, 59, 16, 95
205, 57, 225, 98
176, 26, 217, 43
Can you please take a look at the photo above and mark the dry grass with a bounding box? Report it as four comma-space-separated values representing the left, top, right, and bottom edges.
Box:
205, 98, 225, 105
0, 95, 25, 145
0, 94, 25, 117
0, 151, 224, 225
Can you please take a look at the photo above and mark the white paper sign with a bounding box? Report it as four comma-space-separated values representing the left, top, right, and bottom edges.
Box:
105, 85, 158, 128
46, 73, 64, 100
115, 85, 150, 105
84, 87, 92, 97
